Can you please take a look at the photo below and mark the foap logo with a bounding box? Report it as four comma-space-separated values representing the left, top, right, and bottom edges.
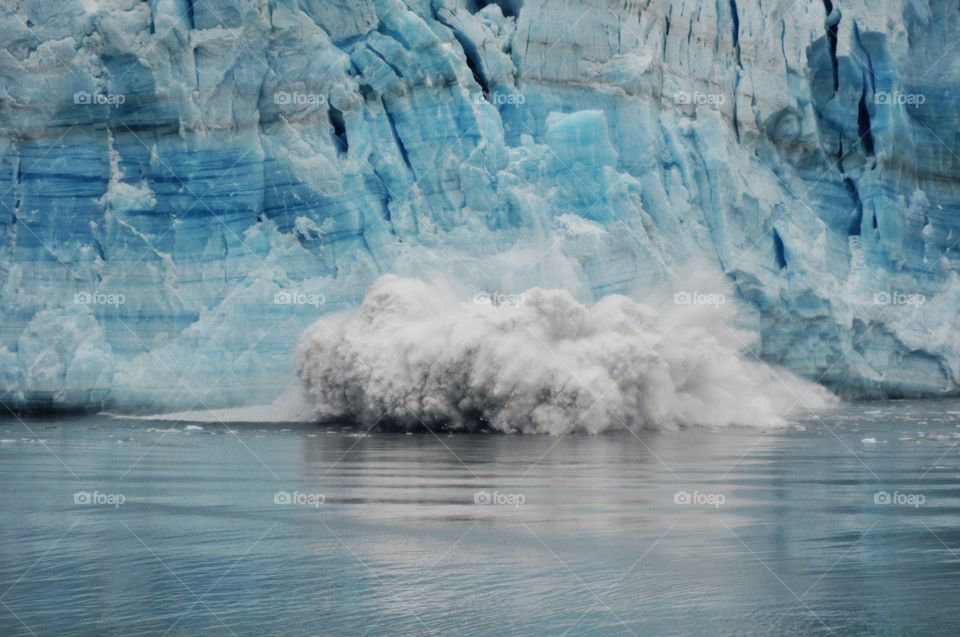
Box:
274, 91, 326, 107
874, 490, 925, 508
474, 91, 526, 107
74, 91, 126, 107
873, 291, 926, 307
274, 490, 326, 508
874, 91, 926, 107
274, 290, 326, 307
473, 291, 526, 307
75, 291, 126, 307
673, 490, 725, 508
673, 291, 726, 307
74, 490, 125, 508
473, 490, 526, 508
674, 91, 726, 107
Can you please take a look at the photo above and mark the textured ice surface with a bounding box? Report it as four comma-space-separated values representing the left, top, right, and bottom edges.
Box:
2, 0, 960, 412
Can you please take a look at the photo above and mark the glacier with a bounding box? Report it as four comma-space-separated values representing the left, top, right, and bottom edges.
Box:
1, 0, 960, 414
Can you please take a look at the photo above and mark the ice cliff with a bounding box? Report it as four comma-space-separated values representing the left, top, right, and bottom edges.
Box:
1, 0, 959, 413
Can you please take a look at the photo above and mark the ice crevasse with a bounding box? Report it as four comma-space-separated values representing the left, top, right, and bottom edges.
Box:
1, 0, 960, 414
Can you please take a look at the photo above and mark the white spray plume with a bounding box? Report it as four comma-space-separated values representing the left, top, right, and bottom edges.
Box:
295, 275, 835, 434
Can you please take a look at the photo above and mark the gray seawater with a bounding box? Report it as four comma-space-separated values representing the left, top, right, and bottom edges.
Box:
1, 401, 960, 636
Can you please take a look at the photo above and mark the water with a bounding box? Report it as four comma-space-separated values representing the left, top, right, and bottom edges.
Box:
1, 401, 960, 636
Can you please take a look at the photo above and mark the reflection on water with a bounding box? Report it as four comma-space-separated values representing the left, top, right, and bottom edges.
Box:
1, 401, 960, 636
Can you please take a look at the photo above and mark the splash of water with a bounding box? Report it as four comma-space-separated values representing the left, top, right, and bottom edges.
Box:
294, 275, 835, 434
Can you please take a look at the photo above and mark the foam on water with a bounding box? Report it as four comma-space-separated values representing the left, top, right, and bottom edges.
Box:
117, 388, 315, 423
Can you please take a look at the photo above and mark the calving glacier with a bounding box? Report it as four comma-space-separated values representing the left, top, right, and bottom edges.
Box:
1, 0, 959, 414
295, 275, 835, 433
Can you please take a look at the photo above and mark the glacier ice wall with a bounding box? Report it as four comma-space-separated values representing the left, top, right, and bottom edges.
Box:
1, 0, 960, 412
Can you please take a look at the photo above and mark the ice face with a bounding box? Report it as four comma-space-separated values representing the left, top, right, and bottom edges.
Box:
1, 0, 959, 413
